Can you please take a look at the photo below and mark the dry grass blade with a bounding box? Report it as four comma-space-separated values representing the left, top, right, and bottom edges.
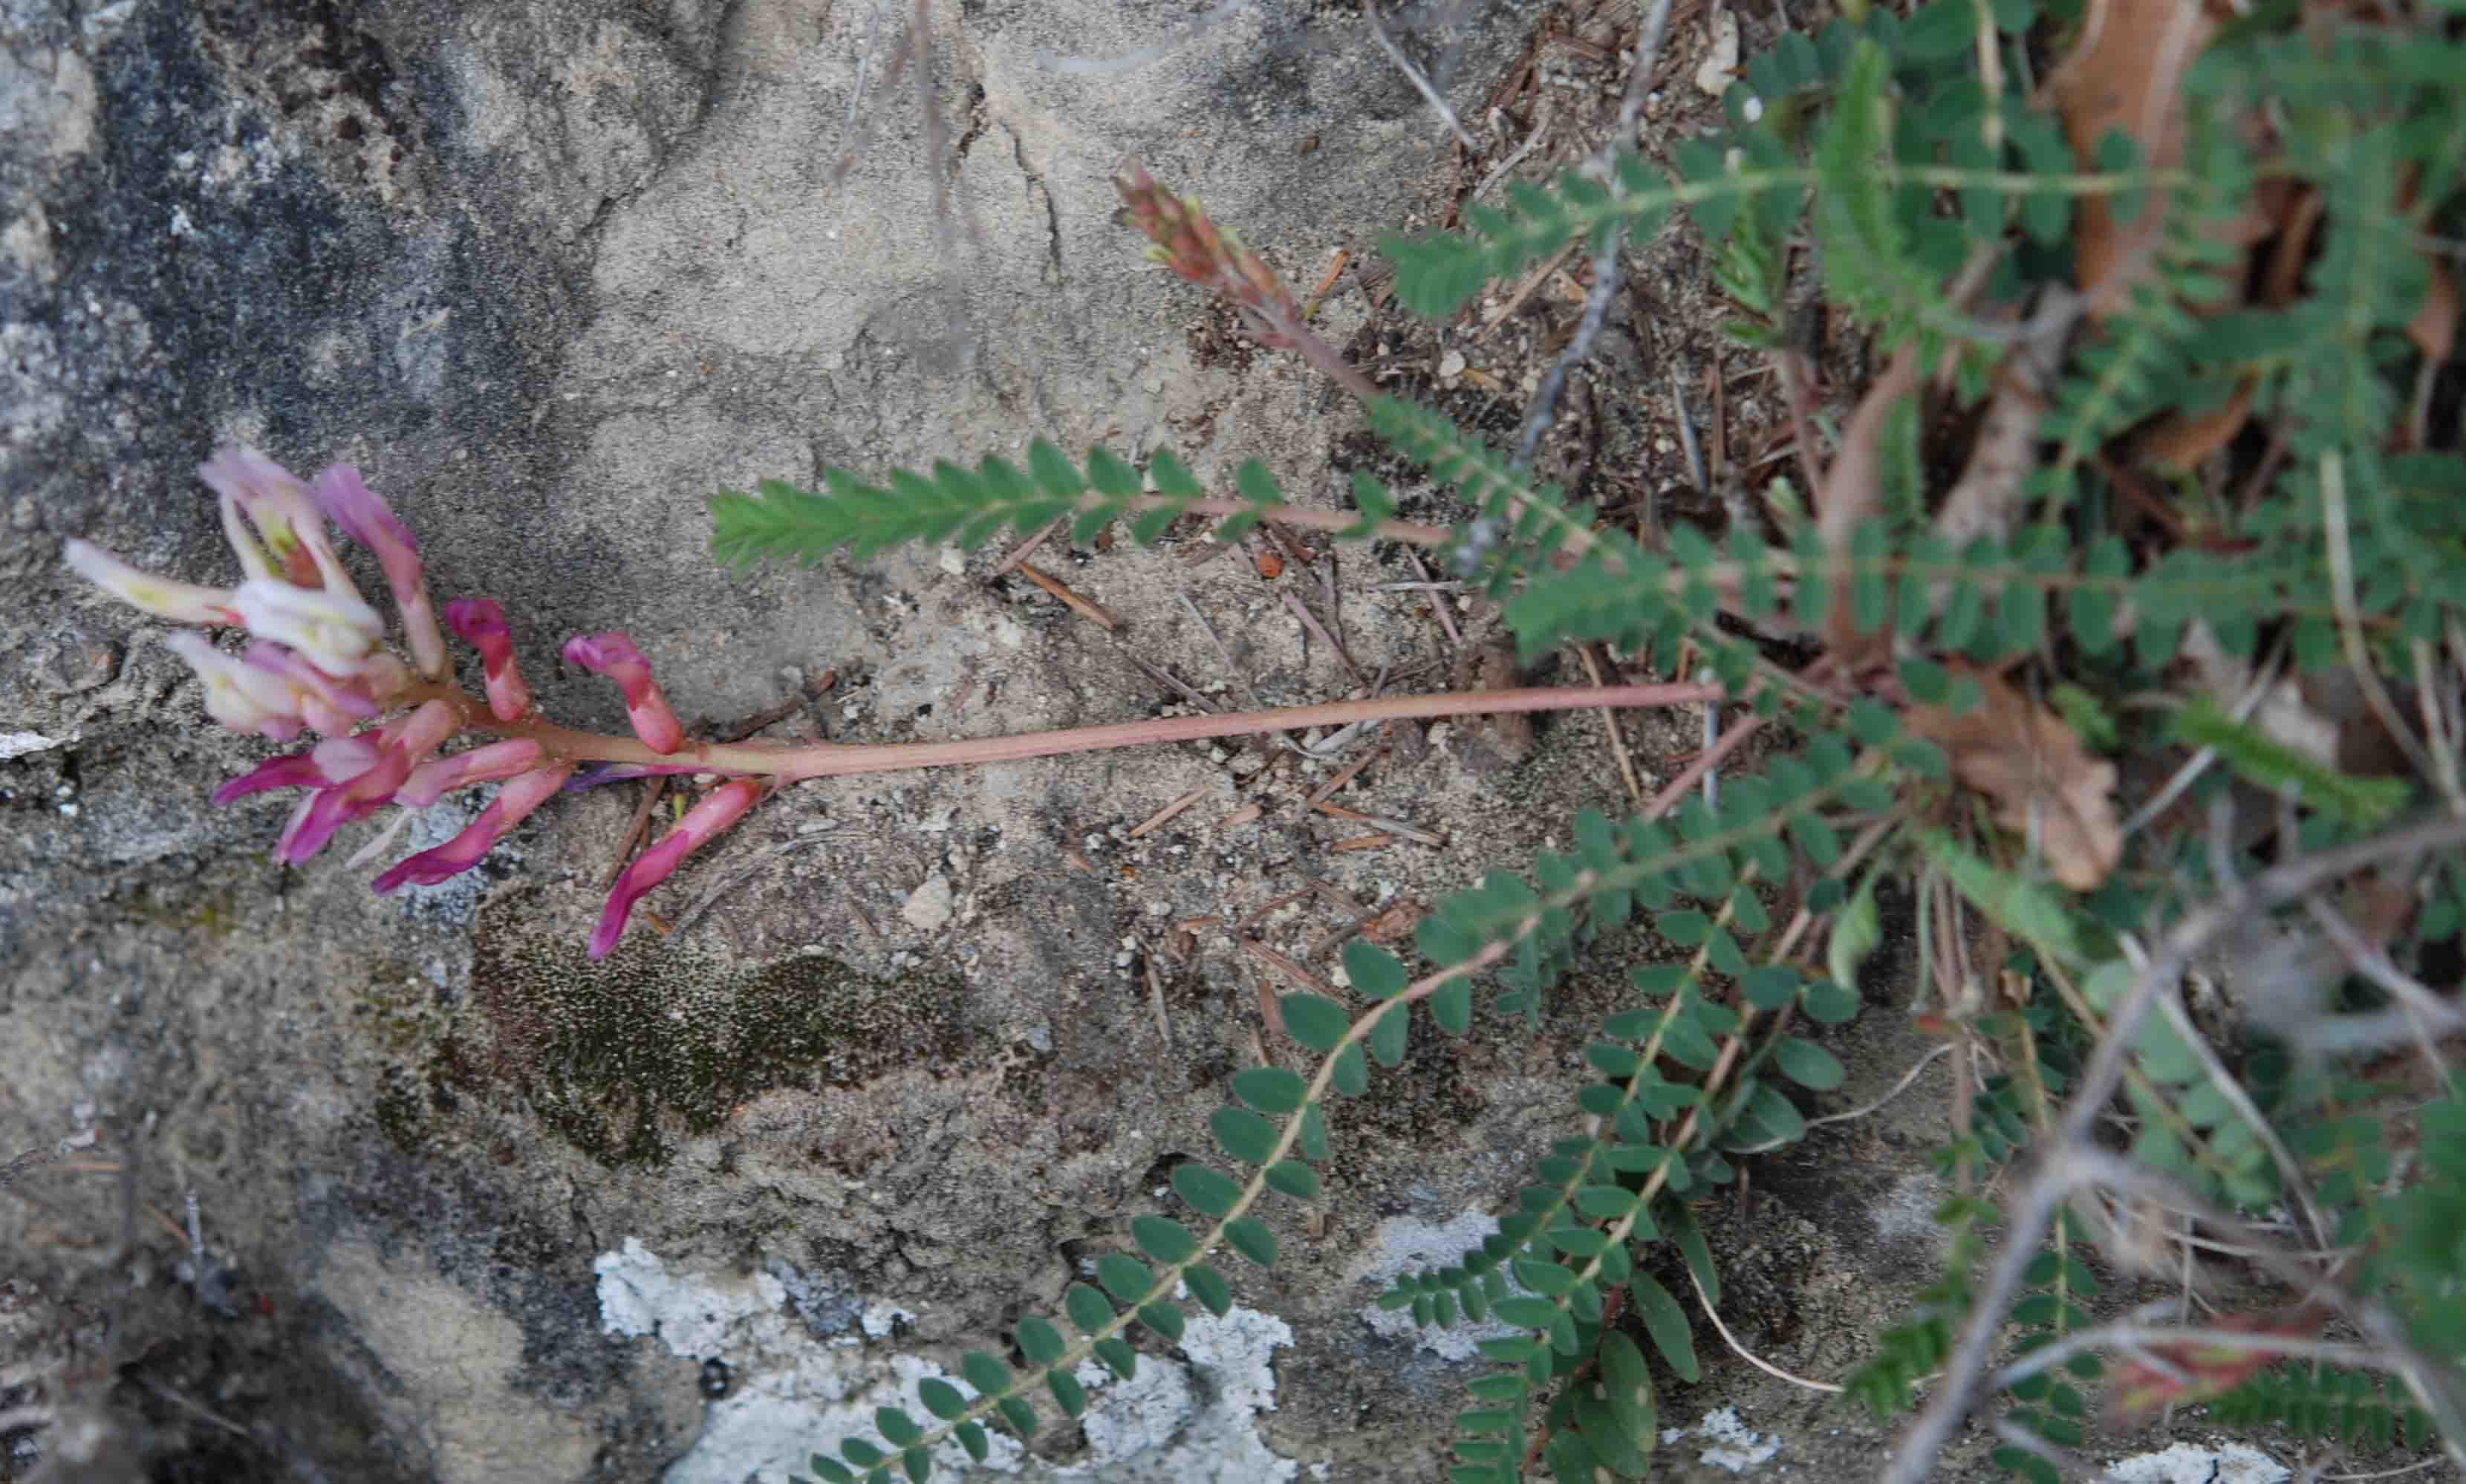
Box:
1905, 665, 2123, 891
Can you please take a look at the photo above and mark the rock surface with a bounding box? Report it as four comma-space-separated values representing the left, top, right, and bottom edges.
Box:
3, 3, 2003, 1483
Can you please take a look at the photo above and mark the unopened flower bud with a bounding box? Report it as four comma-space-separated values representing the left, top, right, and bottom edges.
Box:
562, 632, 684, 755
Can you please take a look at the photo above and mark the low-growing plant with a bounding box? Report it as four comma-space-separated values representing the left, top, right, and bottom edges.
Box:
63, 0, 2466, 1480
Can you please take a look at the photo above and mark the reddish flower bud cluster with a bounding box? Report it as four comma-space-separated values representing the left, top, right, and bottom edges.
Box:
1113, 163, 1308, 349
65, 448, 764, 959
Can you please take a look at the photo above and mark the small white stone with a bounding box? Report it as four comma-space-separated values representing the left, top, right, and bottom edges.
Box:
901, 873, 955, 934
937, 545, 966, 575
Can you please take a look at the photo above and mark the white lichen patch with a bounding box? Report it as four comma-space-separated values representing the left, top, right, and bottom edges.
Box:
1348, 1211, 1527, 1362
596, 1240, 1307, 1483
2107, 1441, 2291, 1484
1660, 1407, 1782, 1473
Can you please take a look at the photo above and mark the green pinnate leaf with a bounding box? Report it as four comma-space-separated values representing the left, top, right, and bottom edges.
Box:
1232, 1067, 1309, 1113
1096, 1253, 1153, 1304
1015, 1314, 1066, 1367
1064, 1282, 1113, 1335
1210, 1107, 1280, 1165
1225, 1217, 1280, 1267
959, 1352, 1010, 1402
1047, 1367, 1087, 1418
1774, 1038, 1846, 1091
1344, 941, 1411, 1000
1366, 1000, 1409, 1068
917, 1378, 968, 1421
1138, 1301, 1185, 1341
1132, 1214, 1197, 1265
1280, 993, 1350, 1051
1172, 1162, 1243, 1216
1265, 1160, 1321, 1200
1185, 1263, 1234, 1317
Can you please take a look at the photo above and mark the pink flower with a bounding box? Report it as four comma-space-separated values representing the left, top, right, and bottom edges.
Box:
62, 541, 244, 627
590, 778, 764, 959
316, 465, 447, 680
373, 764, 575, 894
201, 447, 359, 596
443, 599, 532, 721
212, 735, 383, 806
163, 633, 316, 741
228, 576, 385, 678
275, 699, 460, 863
398, 739, 545, 809
562, 632, 684, 755
239, 642, 390, 735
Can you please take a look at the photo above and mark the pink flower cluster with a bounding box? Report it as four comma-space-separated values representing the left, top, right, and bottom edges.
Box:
65, 447, 763, 959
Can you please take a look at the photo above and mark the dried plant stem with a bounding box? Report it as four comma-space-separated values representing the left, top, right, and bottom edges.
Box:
402, 680, 1725, 784
1879, 814, 2466, 1484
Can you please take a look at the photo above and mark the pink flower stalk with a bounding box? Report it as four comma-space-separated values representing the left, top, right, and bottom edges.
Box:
561, 633, 684, 755
317, 465, 447, 680
275, 699, 460, 863
443, 599, 532, 720
398, 739, 545, 809
590, 778, 764, 959
373, 763, 576, 894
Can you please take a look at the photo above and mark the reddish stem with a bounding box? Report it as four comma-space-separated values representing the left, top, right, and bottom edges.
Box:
400, 680, 1727, 783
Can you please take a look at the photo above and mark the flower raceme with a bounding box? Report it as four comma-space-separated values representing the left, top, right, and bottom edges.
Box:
64, 447, 757, 959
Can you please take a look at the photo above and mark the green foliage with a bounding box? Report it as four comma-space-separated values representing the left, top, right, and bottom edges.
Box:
763, 1, 2466, 1479
709, 448, 1287, 567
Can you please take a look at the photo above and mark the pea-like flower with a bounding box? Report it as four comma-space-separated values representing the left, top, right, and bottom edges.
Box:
374, 763, 575, 894
317, 465, 446, 680
562, 633, 685, 755
591, 778, 764, 959
443, 599, 532, 721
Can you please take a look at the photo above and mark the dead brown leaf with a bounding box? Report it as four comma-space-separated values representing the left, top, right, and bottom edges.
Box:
1906, 665, 2123, 890
2052, 0, 2235, 314
2409, 258, 2459, 364
1812, 343, 1918, 674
